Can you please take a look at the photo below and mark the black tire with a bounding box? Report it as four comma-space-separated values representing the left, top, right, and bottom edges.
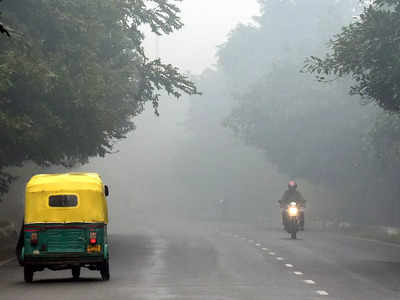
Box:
72, 267, 80, 279
24, 265, 33, 283
100, 260, 110, 281
289, 218, 297, 239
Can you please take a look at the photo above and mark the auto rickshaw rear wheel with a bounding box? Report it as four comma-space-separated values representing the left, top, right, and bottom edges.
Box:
100, 260, 110, 281
72, 267, 80, 279
24, 265, 33, 283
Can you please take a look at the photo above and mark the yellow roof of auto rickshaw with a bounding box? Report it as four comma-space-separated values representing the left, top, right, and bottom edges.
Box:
26, 173, 103, 193
25, 173, 108, 224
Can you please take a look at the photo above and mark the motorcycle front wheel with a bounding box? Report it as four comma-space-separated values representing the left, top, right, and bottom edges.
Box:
289, 218, 297, 239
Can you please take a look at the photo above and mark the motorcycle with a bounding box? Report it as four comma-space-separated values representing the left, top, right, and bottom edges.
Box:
283, 202, 302, 239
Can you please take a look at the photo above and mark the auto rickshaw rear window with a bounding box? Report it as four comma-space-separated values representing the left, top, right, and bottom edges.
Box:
49, 195, 78, 207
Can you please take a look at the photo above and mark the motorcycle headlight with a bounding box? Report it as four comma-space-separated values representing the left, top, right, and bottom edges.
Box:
288, 206, 298, 216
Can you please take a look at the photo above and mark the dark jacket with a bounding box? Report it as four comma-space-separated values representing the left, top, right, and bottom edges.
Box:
279, 189, 306, 207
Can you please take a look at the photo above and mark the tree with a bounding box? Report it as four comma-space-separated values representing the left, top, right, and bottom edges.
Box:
219, 0, 400, 223
0, 0, 199, 196
304, 0, 400, 112
218, 0, 367, 188
225, 66, 376, 187
217, 0, 357, 89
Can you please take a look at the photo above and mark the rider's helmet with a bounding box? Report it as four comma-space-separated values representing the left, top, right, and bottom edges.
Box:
288, 180, 297, 190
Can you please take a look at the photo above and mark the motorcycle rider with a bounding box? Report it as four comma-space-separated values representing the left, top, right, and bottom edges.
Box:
279, 181, 306, 230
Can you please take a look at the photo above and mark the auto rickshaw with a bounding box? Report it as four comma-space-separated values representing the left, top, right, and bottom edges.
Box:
19, 173, 110, 282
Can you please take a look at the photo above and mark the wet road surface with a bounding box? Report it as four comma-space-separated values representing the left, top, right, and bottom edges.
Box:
1, 220, 400, 299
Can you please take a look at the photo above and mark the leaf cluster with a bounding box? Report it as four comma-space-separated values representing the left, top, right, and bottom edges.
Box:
0, 0, 198, 196
304, 0, 400, 111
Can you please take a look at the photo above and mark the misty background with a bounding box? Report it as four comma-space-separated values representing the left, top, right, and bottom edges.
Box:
2, 0, 400, 232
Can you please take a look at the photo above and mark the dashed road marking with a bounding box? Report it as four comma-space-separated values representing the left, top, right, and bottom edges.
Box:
316, 290, 329, 296
293, 271, 304, 275
222, 233, 329, 296
223, 233, 330, 297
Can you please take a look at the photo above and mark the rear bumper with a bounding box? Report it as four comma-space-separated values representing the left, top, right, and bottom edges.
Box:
24, 254, 104, 266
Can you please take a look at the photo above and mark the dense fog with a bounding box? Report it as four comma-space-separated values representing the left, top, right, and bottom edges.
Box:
2, 0, 400, 231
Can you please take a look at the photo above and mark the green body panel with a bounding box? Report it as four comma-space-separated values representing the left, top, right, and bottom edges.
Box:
23, 223, 107, 259
104, 243, 108, 259
20, 247, 24, 262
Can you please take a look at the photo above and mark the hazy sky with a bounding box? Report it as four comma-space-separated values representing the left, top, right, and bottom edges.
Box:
144, 0, 260, 74
83, 1, 261, 229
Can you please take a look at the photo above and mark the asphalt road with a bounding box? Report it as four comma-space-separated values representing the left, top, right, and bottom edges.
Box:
1, 220, 400, 300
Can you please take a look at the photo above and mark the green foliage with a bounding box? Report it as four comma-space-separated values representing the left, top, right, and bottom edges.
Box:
218, 0, 400, 223
225, 65, 377, 188
304, 0, 400, 111
219, 0, 369, 189
0, 0, 198, 196
369, 112, 400, 165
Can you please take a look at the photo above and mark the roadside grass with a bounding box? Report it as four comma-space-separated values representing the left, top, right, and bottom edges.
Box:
352, 227, 400, 244
309, 218, 400, 245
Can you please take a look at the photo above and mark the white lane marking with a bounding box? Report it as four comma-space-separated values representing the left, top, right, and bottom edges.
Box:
255, 243, 261, 247
285, 264, 294, 268
276, 257, 284, 261
304, 280, 316, 285
241, 237, 246, 240
268, 252, 276, 255
293, 271, 304, 275
0, 257, 15, 267
316, 290, 329, 296
248, 240, 254, 243
262, 247, 269, 251
234, 234, 239, 238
